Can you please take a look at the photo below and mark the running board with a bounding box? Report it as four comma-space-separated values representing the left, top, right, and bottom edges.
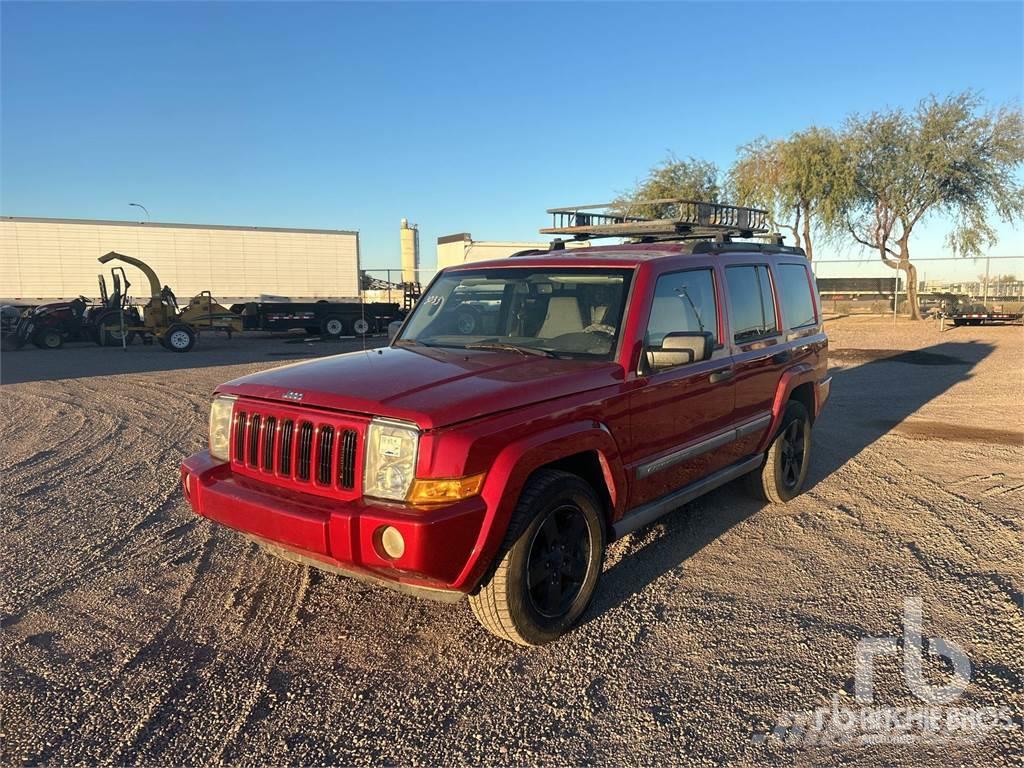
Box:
611, 455, 763, 539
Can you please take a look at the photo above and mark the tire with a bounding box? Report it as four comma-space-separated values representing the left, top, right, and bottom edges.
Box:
98, 312, 136, 346
163, 324, 196, 352
352, 317, 372, 337
746, 401, 812, 503
469, 469, 605, 646
35, 329, 63, 349
455, 308, 480, 335
320, 315, 346, 339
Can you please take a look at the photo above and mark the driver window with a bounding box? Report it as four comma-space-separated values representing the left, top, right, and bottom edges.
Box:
646, 269, 718, 347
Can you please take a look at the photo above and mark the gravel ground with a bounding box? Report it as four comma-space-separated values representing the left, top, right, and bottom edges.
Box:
1, 319, 1022, 766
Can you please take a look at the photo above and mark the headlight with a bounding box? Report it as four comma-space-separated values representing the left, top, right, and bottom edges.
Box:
208, 395, 236, 462
364, 418, 419, 501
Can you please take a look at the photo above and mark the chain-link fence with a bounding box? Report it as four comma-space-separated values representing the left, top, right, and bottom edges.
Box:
808, 255, 1024, 316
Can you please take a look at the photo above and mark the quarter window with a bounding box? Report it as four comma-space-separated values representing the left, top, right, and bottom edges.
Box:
645, 269, 718, 348
776, 264, 817, 329
725, 265, 779, 343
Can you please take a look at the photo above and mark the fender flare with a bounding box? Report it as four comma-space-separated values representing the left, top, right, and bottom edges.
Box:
450, 420, 625, 592
756, 363, 817, 453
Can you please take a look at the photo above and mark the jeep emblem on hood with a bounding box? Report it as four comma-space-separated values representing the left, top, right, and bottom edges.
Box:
282, 391, 304, 401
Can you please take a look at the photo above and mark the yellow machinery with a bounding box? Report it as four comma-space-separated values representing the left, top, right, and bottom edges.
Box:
97, 251, 243, 352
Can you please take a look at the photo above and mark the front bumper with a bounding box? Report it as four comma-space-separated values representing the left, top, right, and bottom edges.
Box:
181, 451, 487, 599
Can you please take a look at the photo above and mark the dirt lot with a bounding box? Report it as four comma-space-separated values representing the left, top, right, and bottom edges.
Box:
1, 318, 1022, 766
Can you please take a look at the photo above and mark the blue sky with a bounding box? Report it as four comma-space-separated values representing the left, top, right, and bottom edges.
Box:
2, 1, 1022, 276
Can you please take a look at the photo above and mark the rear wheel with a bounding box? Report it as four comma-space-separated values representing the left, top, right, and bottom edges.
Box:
98, 312, 136, 346
469, 469, 605, 646
320, 315, 346, 339
163, 324, 196, 352
352, 317, 372, 336
746, 401, 812, 503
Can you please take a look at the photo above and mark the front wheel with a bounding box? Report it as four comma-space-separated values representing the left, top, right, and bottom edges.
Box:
746, 401, 812, 503
469, 469, 605, 646
34, 329, 63, 349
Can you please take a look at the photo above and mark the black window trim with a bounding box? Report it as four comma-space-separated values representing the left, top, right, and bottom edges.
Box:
725, 262, 782, 345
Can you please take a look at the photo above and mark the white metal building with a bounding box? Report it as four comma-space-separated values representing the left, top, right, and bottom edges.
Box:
0, 217, 361, 303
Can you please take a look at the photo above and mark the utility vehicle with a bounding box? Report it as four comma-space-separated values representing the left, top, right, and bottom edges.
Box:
182, 200, 831, 645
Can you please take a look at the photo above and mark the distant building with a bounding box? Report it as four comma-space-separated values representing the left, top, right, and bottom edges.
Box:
436, 232, 588, 270
0, 216, 361, 303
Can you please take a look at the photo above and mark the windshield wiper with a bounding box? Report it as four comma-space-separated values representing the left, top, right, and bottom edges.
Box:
464, 342, 554, 357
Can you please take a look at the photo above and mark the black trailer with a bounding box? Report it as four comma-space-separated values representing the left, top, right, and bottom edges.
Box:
230, 301, 404, 338
951, 307, 1023, 326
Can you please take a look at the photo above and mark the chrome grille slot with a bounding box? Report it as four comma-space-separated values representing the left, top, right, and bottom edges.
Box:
247, 414, 261, 467
262, 417, 276, 471
317, 426, 334, 485
279, 420, 294, 475
339, 430, 357, 489
234, 412, 247, 462
296, 422, 313, 481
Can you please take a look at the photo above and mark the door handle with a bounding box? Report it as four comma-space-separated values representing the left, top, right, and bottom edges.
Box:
709, 368, 734, 384
772, 350, 793, 364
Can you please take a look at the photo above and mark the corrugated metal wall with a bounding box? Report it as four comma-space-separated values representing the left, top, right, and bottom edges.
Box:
0, 218, 360, 302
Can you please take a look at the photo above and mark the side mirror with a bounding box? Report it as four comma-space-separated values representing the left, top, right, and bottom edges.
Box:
388, 320, 404, 343
646, 331, 713, 371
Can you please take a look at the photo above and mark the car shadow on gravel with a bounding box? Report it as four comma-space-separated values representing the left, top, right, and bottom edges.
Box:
0, 335, 389, 385
585, 340, 995, 624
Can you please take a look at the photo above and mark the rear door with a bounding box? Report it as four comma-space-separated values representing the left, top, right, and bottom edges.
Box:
627, 266, 736, 508
723, 263, 786, 458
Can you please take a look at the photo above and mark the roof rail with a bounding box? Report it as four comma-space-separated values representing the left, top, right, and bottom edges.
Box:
540, 199, 769, 242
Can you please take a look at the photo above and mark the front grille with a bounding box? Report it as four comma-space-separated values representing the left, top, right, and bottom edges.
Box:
231, 403, 361, 498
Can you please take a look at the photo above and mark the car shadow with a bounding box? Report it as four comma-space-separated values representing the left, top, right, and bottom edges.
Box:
584, 340, 995, 626
0, 334, 389, 385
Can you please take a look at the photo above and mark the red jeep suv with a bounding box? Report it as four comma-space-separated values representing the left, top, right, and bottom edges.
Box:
181, 202, 830, 645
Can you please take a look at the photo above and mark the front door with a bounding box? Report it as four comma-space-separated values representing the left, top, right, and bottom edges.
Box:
627, 267, 736, 508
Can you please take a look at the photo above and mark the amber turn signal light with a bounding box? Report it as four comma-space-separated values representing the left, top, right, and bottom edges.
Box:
407, 473, 486, 506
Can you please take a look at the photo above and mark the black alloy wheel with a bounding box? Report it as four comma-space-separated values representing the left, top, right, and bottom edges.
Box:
526, 503, 592, 618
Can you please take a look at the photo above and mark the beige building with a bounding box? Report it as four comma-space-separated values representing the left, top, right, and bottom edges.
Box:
436, 232, 587, 270
0, 216, 361, 303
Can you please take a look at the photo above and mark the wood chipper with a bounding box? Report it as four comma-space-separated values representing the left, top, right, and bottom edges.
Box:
97, 251, 243, 352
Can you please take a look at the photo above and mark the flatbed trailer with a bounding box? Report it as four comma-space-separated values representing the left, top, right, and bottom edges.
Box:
951, 310, 1022, 326
230, 301, 404, 338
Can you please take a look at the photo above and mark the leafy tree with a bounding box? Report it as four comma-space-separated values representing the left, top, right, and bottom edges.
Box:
729, 128, 852, 260
843, 93, 1024, 319
613, 154, 720, 219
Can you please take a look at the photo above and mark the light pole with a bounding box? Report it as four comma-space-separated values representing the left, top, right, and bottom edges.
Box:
129, 202, 150, 222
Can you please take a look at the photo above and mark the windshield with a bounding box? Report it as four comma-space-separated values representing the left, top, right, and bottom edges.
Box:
397, 267, 633, 360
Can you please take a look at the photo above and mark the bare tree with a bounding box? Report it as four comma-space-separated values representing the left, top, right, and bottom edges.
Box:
844, 93, 1024, 319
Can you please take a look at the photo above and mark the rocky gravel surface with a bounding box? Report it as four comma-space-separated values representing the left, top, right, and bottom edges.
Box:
1, 319, 1022, 766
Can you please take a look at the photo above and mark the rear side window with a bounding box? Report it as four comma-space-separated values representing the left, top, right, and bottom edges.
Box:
776, 264, 817, 328
646, 269, 718, 347
725, 265, 778, 343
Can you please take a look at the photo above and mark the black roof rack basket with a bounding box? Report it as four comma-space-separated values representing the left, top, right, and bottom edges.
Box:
541, 199, 769, 242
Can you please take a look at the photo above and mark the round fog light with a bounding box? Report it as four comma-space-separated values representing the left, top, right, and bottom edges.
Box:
378, 526, 405, 560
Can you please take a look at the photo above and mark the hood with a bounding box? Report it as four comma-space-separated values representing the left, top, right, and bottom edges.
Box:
218, 345, 625, 429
